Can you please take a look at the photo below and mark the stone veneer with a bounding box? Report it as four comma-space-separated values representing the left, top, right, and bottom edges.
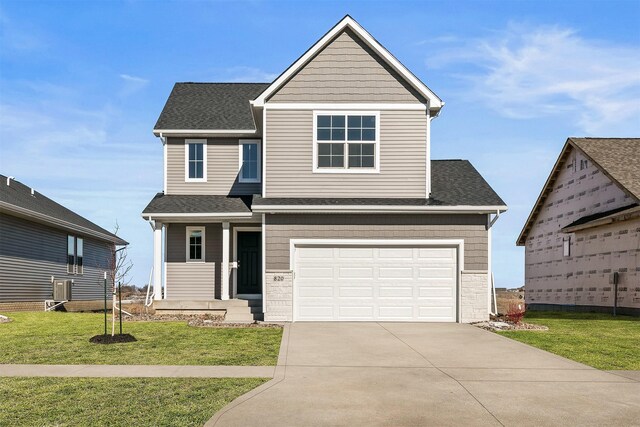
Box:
460, 271, 489, 323
264, 271, 293, 322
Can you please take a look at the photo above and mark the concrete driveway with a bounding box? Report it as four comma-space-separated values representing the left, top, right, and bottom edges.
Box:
209, 323, 640, 426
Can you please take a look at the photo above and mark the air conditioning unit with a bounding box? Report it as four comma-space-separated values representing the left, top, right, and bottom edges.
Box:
53, 280, 72, 301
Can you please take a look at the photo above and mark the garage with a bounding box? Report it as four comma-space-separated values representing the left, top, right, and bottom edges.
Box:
292, 240, 460, 322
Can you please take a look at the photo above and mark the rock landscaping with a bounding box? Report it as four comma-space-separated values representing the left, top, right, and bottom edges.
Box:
187, 318, 282, 328
473, 320, 548, 332
0, 314, 11, 323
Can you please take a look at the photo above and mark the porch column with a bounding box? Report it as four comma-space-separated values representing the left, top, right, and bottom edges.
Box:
221, 222, 230, 300
153, 221, 163, 301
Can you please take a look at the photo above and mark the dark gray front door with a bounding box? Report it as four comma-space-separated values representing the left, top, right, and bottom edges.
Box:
237, 231, 262, 294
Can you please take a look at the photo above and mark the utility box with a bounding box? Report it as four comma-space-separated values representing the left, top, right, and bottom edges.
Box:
53, 280, 72, 301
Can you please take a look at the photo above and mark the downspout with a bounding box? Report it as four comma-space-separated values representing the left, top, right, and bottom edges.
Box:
488, 209, 501, 316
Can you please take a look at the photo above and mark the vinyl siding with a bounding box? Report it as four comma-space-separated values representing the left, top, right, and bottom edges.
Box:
0, 213, 113, 302
166, 138, 261, 196
524, 146, 639, 309
265, 109, 428, 198
268, 29, 427, 103
265, 214, 488, 271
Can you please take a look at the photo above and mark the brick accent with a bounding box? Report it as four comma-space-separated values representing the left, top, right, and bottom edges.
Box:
460, 271, 489, 323
265, 270, 293, 322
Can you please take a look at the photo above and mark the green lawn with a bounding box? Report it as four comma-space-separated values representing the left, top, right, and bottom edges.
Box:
498, 311, 640, 370
0, 312, 282, 365
0, 377, 267, 427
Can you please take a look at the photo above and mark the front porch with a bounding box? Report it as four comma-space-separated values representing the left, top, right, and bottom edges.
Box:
154, 298, 263, 322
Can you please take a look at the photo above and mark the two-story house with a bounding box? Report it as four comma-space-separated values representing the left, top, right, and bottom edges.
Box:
517, 137, 639, 316
142, 16, 507, 323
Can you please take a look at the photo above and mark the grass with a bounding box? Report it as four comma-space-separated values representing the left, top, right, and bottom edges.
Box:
0, 312, 282, 365
498, 311, 640, 370
0, 377, 267, 427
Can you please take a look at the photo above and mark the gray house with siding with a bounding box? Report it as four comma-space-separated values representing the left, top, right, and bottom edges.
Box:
142, 16, 507, 323
0, 175, 127, 310
517, 138, 640, 315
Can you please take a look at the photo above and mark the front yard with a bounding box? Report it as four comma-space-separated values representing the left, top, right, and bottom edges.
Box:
498, 311, 640, 370
0, 377, 267, 427
0, 311, 282, 365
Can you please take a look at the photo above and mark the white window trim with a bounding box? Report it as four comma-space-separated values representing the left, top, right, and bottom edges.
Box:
238, 139, 262, 183
184, 139, 207, 182
186, 226, 206, 262
312, 111, 380, 174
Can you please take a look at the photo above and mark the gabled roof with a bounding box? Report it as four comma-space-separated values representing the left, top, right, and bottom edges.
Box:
153, 83, 269, 135
251, 15, 443, 110
516, 137, 640, 245
0, 175, 127, 245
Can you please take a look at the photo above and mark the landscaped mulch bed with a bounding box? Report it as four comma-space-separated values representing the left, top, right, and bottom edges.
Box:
473, 320, 548, 332
89, 333, 138, 344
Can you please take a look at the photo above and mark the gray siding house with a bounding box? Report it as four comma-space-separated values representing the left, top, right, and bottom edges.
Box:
518, 138, 640, 315
0, 175, 127, 310
142, 16, 507, 323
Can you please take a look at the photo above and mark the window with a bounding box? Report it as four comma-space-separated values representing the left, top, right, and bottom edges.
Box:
239, 140, 261, 183
186, 227, 205, 262
314, 112, 379, 172
67, 236, 83, 274
563, 237, 571, 257
185, 140, 207, 181
67, 236, 75, 273
580, 159, 588, 170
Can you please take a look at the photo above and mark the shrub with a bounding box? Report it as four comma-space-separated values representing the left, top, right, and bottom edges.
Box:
506, 302, 525, 324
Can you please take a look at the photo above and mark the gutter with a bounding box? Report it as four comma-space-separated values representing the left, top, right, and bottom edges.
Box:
251, 205, 508, 214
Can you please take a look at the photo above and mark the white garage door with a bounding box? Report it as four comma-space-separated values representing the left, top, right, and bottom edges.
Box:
293, 244, 458, 322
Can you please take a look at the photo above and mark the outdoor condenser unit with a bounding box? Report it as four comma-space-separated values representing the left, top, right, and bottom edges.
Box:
53, 280, 72, 301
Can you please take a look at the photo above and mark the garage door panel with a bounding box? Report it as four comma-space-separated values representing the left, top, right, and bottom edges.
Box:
294, 245, 458, 322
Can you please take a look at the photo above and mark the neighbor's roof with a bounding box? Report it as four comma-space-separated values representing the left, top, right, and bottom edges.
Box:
516, 137, 640, 245
153, 83, 269, 133
142, 194, 253, 216
0, 175, 128, 245
570, 138, 640, 200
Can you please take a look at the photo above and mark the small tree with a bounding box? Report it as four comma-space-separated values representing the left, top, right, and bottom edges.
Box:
506, 302, 526, 324
108, 221, 133, 336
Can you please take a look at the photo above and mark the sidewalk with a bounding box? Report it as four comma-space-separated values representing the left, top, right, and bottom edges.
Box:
0, 364, 275, 378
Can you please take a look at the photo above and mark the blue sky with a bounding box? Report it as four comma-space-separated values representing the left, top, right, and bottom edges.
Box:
1, 0, 639, 288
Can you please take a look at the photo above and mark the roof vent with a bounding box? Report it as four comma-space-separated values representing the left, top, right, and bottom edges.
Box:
31, 188, 35, 196
6, 176, 14, 186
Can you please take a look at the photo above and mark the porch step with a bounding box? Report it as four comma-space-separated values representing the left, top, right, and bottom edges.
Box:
154, 298, 263, 322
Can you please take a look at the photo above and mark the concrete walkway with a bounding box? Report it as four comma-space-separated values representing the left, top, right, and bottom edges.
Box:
0, 364, 275, 378
208, 322, 640, 427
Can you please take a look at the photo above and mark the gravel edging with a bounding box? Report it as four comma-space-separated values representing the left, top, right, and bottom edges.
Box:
188, 319, 283, 328
473, 320, 548, 332
0, 314, 11, 323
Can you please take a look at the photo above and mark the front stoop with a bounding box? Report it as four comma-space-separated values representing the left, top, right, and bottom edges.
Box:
153, 299, 263, 322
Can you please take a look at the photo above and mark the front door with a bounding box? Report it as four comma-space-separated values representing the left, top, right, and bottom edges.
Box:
237, 231, 262, 295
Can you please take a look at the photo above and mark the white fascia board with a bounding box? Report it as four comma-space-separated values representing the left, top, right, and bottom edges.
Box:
153, 129, 256, 136
265, 103, 427, 111
1, 202, 127, 245
142, 212, 253, 218
252, 205, 508, 214
252, 16, 443, 108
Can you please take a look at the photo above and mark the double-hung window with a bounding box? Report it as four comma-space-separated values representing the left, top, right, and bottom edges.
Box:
185, 139, 207, 182
239, 140, 261, 183
314, 112, 379, 172
67, 236, 83, 274
186, 227, 205, 262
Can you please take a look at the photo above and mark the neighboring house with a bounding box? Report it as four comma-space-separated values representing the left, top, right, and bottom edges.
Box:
142, 16, 507, 323
0, 175, 128, 310
517, 138, 640, 316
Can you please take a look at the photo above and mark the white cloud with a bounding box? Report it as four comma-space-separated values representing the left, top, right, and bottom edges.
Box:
119, 74, 149, 96
214, 66, 278, 82
426, 23, 640, 133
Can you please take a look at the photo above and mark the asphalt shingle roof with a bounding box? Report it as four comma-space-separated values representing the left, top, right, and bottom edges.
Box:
570, 138, 640, 200
142, 160, 505, 214
0, 175, 127, 245
154, 83, 270, 131
142, 194, 253, 214
562, 203, 638, 230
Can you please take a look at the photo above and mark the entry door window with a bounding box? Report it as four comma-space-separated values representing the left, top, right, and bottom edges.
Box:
186, 227, 205, 261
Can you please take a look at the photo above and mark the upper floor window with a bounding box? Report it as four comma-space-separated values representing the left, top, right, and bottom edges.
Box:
239, 140, 261, 183
185, 139, 207, 182
186, 227, 205, 262
67, 236, 83, 274
314, 112, 379, 173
